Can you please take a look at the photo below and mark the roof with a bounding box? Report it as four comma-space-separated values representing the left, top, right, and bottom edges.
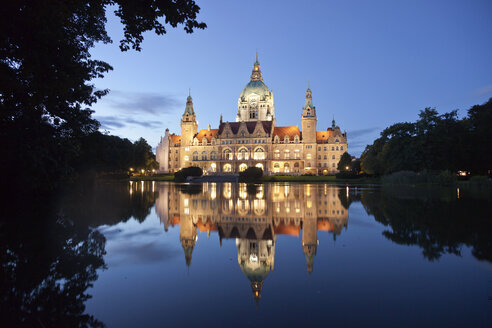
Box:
272, 126, 301, 140
170, 134, 181, 146
316, 130, 334, 143
218, 121, 273, 136
240, 80, 270, 99
195, 129, 219, 142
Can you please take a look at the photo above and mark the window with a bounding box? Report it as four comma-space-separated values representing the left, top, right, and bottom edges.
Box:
324, 147, 327, 151
307, 153, 312, 159
284, 163, 290, 173
318, 163, 321, 167
332, 155, 335, 159
294, 149, 300, 159
284, 136, 289, 143
274, 136, 279, 143
341, 146, 343, 150
211, 151, 217, 160
318, 147, 321, 151
224, 149, 233, 160
193, 151, 199, 161
332, 163, 335, 168
324, 155, 327, 159
336, 146, 339, 151
324, 163, 327, 167
238, 148, 249, 160
274, 149, 280, 159
332, 146, 334, 151
284, 149, 290, 159
318, 155, 321, 160
254, 148, 265, 160
202, 151, 207, 160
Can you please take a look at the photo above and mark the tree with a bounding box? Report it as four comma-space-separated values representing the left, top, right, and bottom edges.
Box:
0, 1, 206, 191
337, 152, 352, 171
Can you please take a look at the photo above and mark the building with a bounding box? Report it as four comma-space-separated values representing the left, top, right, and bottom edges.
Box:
156, 55, 348, 175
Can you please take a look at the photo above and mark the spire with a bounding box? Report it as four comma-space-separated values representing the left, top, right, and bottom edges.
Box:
303, 87, 314, 110
332, 115, 336, 129
183, 92, 194, 116
251, 52, 263, 82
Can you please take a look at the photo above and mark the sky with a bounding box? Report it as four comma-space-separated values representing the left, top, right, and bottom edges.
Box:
89, 0, 492, 156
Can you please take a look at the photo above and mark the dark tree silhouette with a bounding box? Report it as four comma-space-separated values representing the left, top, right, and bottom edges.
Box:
361, 99, 491, 176
0, 1, 206, 192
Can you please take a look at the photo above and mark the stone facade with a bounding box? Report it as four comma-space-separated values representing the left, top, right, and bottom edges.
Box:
156, 56, 348, 175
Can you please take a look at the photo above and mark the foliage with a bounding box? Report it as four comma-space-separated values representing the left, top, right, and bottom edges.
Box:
0, 0, 206, 192
174, 166, 203, 182
78, 132, 157, 174
337, 152, 352, 171
360, 187, 492, 262
239, 167, 263, 182
0, 204, 107, 327
361, 99, 492, 176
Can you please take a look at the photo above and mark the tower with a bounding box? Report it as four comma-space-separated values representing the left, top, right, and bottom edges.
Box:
236, 53, 275, 123
301, 87, 317, 143
180, 93, 198, 146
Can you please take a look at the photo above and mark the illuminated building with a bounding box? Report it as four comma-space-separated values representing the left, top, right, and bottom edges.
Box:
156, 54, 348, 175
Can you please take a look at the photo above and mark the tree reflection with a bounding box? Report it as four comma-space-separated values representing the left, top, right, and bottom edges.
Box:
0, 200, 106, 327
361, 186, 492, 262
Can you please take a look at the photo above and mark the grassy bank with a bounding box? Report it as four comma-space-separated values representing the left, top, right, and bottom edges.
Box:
129, 175, 174, 181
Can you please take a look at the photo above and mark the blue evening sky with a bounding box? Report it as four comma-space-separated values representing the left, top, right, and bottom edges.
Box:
90, 0, 492, 156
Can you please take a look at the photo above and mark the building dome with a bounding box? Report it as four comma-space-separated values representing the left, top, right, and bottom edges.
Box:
240, 80, 270, 100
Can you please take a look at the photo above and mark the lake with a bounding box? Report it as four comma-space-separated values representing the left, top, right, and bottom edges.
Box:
1, 181, 491, 327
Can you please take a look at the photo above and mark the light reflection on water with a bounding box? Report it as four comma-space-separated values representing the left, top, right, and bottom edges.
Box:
82, 182, 492, 327
2, 181, 491, 327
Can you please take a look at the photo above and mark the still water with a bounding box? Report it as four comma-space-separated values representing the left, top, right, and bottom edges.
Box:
1, 182, 491, 327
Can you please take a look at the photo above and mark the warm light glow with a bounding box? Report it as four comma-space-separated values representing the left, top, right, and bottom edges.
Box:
129, 167, 134, 171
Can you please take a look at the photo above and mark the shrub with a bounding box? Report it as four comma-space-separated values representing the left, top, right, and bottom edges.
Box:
239, 167, 263, 182
335, 171, 359, 179
174, 166, 203, 182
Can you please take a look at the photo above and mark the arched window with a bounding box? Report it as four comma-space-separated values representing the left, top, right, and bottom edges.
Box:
274, 163, 280, 168
223, 163, 232, 172
332, 155, 335, 160
193, 151, 199, 161
284, 136, 289, 143
202, 151, 207, 160
254, 148, 265, 160
294, 136, 299, 143
294, 162, 299, 168
210, 151, 217, 160
341, 146, 343, 150
239, 163, 247, 172
274, 136, 279, 143
284, 163, 290, 173
318, 155, 321, 160
336, 146, 339, 151
324, 155, 327, 160
238, 148, 249, 160
223, 149, 232, 160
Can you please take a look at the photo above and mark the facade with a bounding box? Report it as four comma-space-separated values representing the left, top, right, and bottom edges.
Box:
156, 55, 348, 175
154, 182, 349, 300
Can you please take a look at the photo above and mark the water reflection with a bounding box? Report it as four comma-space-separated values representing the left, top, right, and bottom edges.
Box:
155, 182, 348, 300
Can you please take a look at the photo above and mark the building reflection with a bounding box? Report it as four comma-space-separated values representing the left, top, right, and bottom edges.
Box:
155, 183, 348, 300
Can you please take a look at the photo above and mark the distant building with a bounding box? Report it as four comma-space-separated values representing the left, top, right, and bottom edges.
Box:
156, 54, 347, 175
